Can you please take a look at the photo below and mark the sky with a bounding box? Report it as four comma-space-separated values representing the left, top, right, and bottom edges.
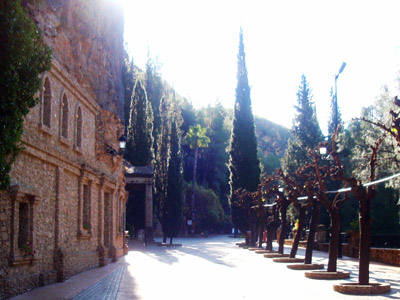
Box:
121, 0, 400, 134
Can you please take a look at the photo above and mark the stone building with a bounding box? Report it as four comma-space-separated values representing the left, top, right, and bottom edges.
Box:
0, 1, 128, 298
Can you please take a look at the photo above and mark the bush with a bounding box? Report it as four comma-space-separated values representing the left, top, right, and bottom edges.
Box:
185, 183, 225, 233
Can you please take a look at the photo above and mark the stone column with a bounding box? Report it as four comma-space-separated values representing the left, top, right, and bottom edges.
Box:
54, 166, 65, 282
145, 183, 154, 244
97, 176, 106, 266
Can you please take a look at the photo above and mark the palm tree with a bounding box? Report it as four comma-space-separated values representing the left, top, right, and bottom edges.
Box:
184, 124, 210, 231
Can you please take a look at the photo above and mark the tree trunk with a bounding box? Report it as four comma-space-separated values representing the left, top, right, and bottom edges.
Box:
266, 222, 275, 251
163, 235, 167, 244
290, 207, 306, 258
201, 148, 211, 186
358, 198, 371, 285
327, 207, 340, 272
250, 210, 257, 247
170, 236, 173, 245
191, 145, 199, 229
278, 204, 288, 254
258, 221, 265, 248
304, 200, 320, 264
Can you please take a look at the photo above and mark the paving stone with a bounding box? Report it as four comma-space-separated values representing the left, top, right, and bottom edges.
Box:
72, 266, 124, 300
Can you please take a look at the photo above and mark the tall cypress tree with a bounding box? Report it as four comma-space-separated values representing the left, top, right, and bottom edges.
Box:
228, 28, 261, 232
154, 95, 170, 242
281, 74, 323, 174
125, 78, 154, 166
145, 54, 164, 156
122, 58, 135, 132
164, 110, 185, 243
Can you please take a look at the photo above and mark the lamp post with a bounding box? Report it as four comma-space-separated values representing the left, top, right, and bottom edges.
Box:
334, 62, 346, 258
334, 62, 346, 131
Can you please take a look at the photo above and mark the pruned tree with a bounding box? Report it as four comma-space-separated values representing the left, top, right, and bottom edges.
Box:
261, 177, 281, 251
331, 135, 385, 285
274, 174, 291, 255
276, 169, 310, 259
308, 140, 349, 273
234, 188, 256, 246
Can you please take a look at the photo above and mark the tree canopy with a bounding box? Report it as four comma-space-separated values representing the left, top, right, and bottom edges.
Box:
228, 28, 261, 232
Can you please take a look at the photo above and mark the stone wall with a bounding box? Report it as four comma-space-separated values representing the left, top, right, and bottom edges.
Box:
1, 1, 128, 297
28, 0, 125, 121
284, 239, 400, 267
0, 58, 126, 300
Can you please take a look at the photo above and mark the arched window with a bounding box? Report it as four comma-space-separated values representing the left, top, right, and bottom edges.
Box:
43, 78, 51, 127
76, 107, 82, 148
61, 94, 68, 138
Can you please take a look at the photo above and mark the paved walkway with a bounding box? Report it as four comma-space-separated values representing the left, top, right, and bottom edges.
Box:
10, 236, 400, 300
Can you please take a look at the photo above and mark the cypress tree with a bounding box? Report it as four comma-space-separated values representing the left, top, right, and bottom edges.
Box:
122, 58, 135, 132
154, 96, 170, 242
165, 110, 185, 243
125, 78, 154, 166
228, 28, 261, 232
281, 74, 323, 174
145, 54, 164, 156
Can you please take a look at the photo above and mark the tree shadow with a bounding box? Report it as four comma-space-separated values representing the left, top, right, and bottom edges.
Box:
130, 237, 237, 267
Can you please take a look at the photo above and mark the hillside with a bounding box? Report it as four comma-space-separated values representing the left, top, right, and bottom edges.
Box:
254, 116, 291, 173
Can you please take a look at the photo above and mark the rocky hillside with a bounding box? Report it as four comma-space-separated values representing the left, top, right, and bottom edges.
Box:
28, 0, 125, 120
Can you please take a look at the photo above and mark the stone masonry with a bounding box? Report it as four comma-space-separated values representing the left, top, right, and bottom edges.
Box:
0, 1, 127, 298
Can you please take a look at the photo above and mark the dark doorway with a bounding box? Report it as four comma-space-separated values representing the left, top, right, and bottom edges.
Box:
126, 184, 145, 239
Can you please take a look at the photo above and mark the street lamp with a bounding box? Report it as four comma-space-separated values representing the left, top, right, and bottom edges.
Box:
334, 62, 346, 131
107, 135, 127, 156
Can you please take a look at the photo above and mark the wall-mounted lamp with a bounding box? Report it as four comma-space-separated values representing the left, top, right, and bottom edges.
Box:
119, 135, 127, 150
107, 135, 126, 157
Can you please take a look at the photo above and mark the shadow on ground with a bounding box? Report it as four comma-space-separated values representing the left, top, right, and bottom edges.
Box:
129, 236, 237, 267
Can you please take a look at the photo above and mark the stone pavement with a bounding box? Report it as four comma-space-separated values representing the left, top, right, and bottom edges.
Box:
9, 236, 400, 300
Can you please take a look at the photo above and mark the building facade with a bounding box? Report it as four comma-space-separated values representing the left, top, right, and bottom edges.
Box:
0, 1, 127, 298
0, 59, 127, 299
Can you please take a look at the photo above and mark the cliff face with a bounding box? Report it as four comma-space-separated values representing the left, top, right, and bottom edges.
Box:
29, 0, 125, 120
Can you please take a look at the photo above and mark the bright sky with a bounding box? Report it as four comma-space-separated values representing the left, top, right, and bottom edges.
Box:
121, 0, 400, 134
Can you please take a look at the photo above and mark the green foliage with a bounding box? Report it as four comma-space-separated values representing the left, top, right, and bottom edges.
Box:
228, 29, 261, 232
185, 183, 225, 233
154, 96, 170, 227
281, 74, 323, 174
0, 0, 52, 189
125, 78, 154, 166
145, 55, 164, 155
184, 124, 210, 150
164, 113, 185, 238
122, 58, 136, 131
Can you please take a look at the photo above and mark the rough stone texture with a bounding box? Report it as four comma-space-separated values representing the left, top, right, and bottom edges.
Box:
333, 282, 391, 295
304, 271, 350, 279
1, 1, 127, 298
272, 257, 304, 263
28, 0, 125, 121
287, 263, 324, 270
284, 239, 400, 267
